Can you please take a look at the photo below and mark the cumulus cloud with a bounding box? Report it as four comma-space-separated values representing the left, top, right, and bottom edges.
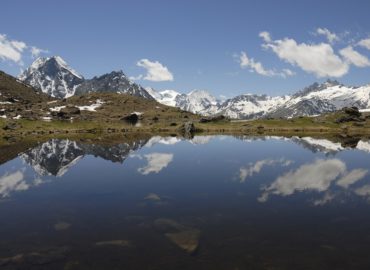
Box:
358, 38, 370, 50
339, 46, 370, 67
316, 28, 339, 44
138, 152, 174, 175
136, 59, 174, 82
258, 159, 368, 202
238, 51, 295, 78
0, 33, 47, 65
259, 31, 271, 43
262, 32, 349, 77
0, 34, 26, 64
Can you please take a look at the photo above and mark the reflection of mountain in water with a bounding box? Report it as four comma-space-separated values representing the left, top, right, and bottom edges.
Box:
21, 138, 148, 176
235, 135, 369, 155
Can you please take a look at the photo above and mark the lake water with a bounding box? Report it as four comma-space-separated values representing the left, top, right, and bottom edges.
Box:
1, 135, 370, 269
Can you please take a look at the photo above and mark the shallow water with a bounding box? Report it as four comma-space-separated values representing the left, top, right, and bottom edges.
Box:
1, 135, 370, 269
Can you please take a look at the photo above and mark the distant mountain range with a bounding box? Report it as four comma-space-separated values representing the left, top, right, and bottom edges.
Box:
18, 56, 370, 119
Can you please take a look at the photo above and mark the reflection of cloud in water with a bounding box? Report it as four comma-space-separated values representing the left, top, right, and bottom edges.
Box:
336, 169, 368, 188
0, 170, 27, 197
145, 136, 215, 148
239, 158, 293, 182
138, 153, 174, 175
259, 159, 368, 202
355, 185, 370, 197
190, 136, 215, 145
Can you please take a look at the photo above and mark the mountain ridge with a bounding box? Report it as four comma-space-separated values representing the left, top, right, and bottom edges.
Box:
16, 56, 370, 119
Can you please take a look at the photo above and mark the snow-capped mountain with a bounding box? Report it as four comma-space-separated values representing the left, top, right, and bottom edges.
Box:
145, 88, 180, 107
148, 80, 370, 119
147, 89, 220, 115
268, 80, 370, 118
19, 56, 84, 98
75, 70, 153, 99
219, 94, 290, 119
19, 57, 152, 100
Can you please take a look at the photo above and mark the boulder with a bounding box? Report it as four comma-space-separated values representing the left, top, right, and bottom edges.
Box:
54, 106, 80, 119
178, 121, 195, 135
121, 113, 139, 125
343, 106, 361, 117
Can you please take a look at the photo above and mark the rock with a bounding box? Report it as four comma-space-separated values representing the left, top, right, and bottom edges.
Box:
3, 122, 21, 130
165, 229, 200, 254
54, 222, 71, 231
154, 218, 201, 253
60, 106, 80, 115
95, 240, 130, 247
121, 113, 139, 124
199, 115, 226, 123
178, 121, 195, 136
343, 106, 361, 117
54, 106, 80, 119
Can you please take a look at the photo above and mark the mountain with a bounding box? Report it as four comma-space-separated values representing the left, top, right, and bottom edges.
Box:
17, 56, 370, 119
19, 56, 84, 98
0, 70, 51, 104
147, 89, 220, 115
19, 57, 152, 100
268, 80, 370, 118
148, 80, 370, 119
75, 70, 153, 99
218, 94, 290, 119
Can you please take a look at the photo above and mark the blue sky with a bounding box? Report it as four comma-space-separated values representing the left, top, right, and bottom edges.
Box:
1, 0, 370, 97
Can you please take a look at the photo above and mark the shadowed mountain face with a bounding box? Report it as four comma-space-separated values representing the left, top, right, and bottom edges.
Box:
20, 138, 149, 176
75, 71, 153, 100
18, 57, 153, 100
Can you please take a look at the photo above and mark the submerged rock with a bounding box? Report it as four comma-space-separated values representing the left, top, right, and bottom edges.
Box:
165, 229, 200, 254
95, 240, 130, 247
154, 218, 201, 254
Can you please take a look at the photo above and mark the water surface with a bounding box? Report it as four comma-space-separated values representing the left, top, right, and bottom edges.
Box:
1, 135, 370, 269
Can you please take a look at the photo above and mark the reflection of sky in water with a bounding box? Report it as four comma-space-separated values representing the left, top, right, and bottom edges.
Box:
1, 135, 370, 205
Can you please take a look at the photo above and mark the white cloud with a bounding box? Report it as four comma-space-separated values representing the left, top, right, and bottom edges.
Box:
138, 153, 174, 175
262, 32, 349, 77
0, 33, 47, 65
316, 28, 339, 44
239, 158, 292, 183
259, 31, 271, 43
238, 51, 295, 78
30, 46, 48, 58
358, 38, 370, 50
0, 34, 26, 64
339, 46, 370, 67
136, 59, 174, 82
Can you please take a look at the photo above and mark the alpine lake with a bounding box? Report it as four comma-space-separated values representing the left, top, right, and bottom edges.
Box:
1, 134, 370, 269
